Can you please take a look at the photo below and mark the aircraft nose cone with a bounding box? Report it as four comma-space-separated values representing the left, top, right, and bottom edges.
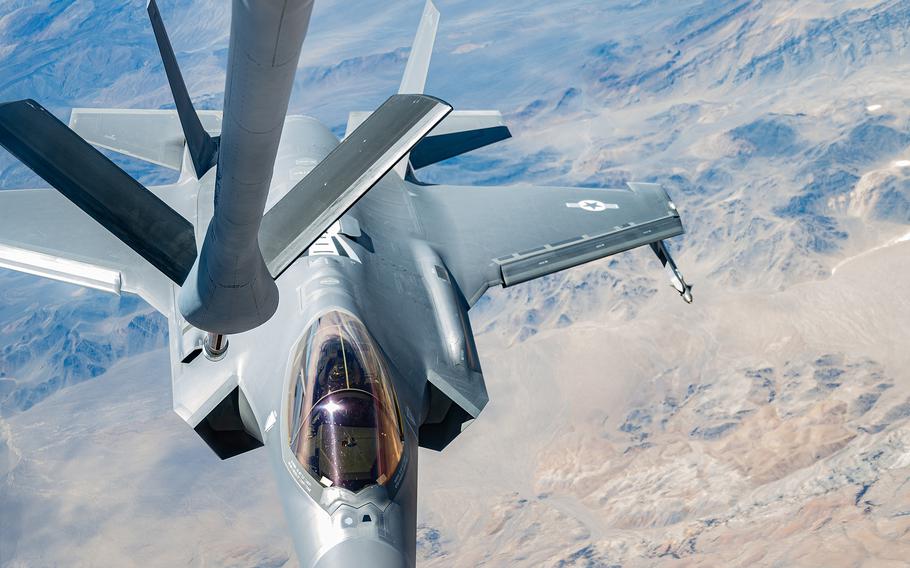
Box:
313, 539, 407, 568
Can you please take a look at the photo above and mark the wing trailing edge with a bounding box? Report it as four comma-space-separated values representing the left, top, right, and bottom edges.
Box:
413, 181, 684, 306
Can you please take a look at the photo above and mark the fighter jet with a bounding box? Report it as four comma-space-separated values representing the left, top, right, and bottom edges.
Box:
0, 1, 692, 565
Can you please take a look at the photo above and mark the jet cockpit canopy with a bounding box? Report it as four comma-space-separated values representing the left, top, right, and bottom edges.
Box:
287, 311, 404, 492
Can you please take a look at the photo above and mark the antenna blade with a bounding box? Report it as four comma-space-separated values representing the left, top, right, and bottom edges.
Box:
399, 0, 440, 94
147, 0, 218, 179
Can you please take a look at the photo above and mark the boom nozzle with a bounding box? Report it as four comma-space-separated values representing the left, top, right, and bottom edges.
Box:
203, 333, 229, 361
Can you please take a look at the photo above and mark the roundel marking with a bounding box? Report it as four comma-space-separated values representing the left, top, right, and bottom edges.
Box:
566, 200, 618, 212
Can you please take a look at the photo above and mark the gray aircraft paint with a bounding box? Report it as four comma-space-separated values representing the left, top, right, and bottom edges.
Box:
179, 0, 315, 334
0, 1, 693, 566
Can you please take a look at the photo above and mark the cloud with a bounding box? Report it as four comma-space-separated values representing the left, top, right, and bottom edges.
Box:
452, 41, 492, 55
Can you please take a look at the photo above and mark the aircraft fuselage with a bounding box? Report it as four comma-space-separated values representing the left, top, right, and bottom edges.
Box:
167, 115, 465, 567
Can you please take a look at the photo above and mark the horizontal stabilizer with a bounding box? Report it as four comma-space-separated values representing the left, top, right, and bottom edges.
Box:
69, 108, 222, 171
260, 94, 452, 277
147, 0, 219, 179
0, 99, 198, 284
410, 110, 511, 169
345, 110, 510, 168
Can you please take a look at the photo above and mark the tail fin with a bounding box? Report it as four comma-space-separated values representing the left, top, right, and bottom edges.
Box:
388, 2, 511, 175
0, 99, 198, 284
394, 1, 441, 177
399, 0, 440, 95
147, 0, 218, 179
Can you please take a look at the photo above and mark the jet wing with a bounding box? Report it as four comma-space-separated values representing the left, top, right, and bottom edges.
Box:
413, 182, 684, 306
0, 187, 182, 313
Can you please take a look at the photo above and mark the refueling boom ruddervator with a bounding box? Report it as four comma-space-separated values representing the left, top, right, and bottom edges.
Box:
0, 1, 692, 566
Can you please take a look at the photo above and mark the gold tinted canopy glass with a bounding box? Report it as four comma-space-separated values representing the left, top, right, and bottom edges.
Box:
287, 311, 404, 492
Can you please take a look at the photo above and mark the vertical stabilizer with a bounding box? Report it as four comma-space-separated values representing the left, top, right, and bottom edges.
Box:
147, 0, 219, 179
398, 1, 440, 95
396, 1, 440, 176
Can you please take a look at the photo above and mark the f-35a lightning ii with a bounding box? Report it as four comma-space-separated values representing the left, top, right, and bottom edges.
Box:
0, 1, 692, 565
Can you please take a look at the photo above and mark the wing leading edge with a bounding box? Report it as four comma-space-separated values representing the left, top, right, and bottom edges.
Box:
413, 182, 685, 306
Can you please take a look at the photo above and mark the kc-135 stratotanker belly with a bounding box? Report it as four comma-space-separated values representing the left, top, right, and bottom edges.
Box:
0, 0, 693, 565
